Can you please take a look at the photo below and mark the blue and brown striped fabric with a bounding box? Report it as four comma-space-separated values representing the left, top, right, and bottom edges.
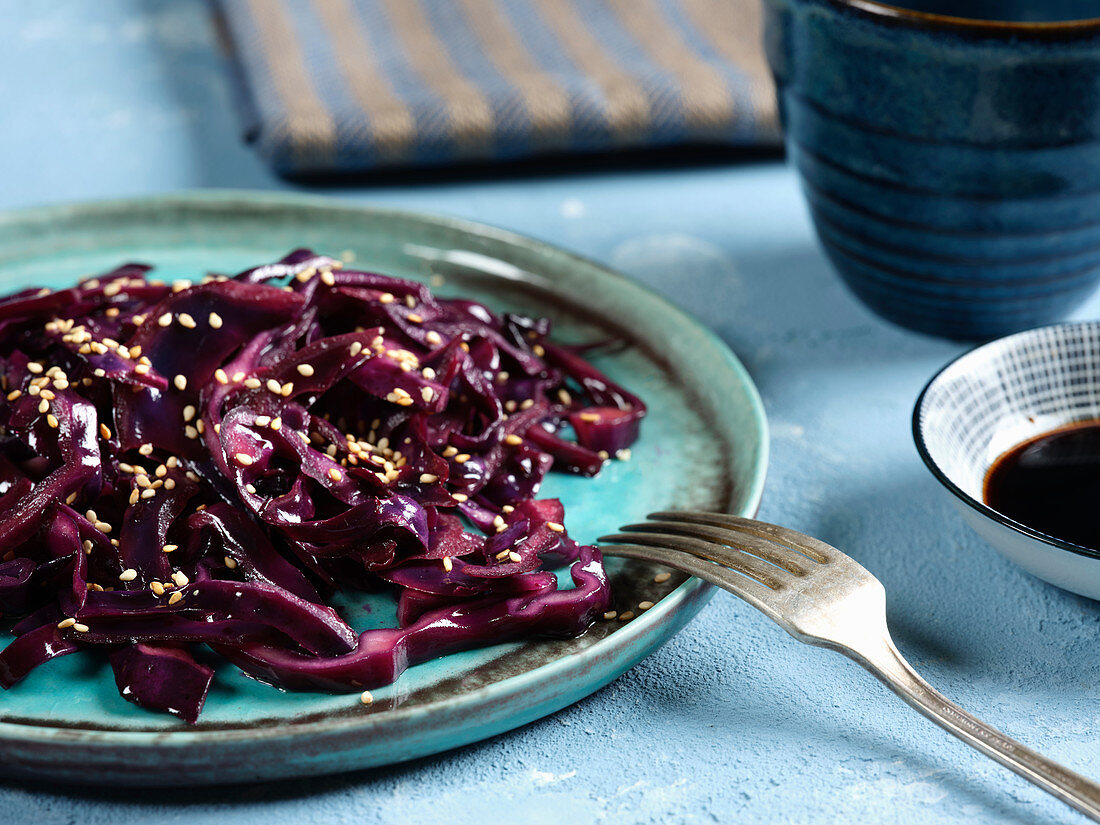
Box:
218, 0, 779, 175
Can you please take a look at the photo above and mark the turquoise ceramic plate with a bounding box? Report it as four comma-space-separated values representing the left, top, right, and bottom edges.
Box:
0, 191, 767, 786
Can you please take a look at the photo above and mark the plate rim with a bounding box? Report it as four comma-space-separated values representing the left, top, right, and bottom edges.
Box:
0, 190, 768, 750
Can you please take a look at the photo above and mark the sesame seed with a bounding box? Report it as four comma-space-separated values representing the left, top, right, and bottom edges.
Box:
171, 571, 189, 587
328, 468, 342, 482
57, 618, 76, 629
422, 367, 437, 381
214, 368, 228, 384
281, 382, 294, 397
320, 270, 336, 287
37, 399, 49, 414
195, 419, 205, 434
639, 601, 655, 610
5, 390, 20, 401
183, 405, 196, 422
270, 417, 281, 430
72, 622, 90, 633
95, 521, 112, 534
266, 378, 281, 394
184, 425, 198, 440
138, 443, 154, 456
134, 363, 151, 375
163, 478, 176, 490
297, 363, 315, 377
162, 544, 178, 554
119, 569, 137, 582
426, 331, 442, 346
158, 312, 173, 327
208, 312, 223, 329
235, 453, 253, 466
140, 488, 156, 499
233, 371, 245, 382
46, 414, 59, 429
173, 374, 187, 391
128, 489, 140, 505
493, 515, 506, 529
172, 280, 192, 293
597, 450, 610, 460
502, 505, 514, 514
155, 464, 167, 478
166, 456, 178, 468
455, 453, 470, 464
579, 412, 600, 423
254, 415, 271, 427
616, 448, 632, 461
602, 611, 618, 620
379, 293, 394, 304
495, 549, 511, 560
533, 344, 546, 358
407, 313, 423, 324
349, 341, 363, 356
168, 592, 183, 606
452, 493, 468, 502
419, 473, 438, 484
504, 434, 523, 446
82, 540, 93, 554
421, 387, 434, 403
244, 378, 262, 389
442, 556, 453, 572
508, 551, 522, 563
26, 362, 43, 374
150, 581, 165, 596
359, 690, 374, 705
654, 572, 672, 583
224, 556, 238, 570
547, 522, 565, 533
618, 611, 635, 621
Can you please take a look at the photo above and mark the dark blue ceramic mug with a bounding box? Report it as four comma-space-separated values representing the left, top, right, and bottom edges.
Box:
763, 0, 1100, 340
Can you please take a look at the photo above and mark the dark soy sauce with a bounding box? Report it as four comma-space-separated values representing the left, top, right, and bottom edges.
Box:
984, 420, 1100, 551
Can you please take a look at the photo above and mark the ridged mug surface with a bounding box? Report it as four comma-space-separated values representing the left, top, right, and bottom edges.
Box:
764, 0, 1100, 340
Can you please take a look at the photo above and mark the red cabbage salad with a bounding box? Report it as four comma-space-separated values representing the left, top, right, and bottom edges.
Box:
0, 250, 646, 723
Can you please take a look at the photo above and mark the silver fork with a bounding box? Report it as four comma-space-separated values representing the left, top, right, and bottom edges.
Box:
599, 511, 1100, 823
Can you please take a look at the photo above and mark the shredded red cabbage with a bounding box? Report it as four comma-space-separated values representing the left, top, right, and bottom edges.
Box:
0, 251, 644, 723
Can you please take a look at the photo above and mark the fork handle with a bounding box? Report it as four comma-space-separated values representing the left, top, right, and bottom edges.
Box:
845, 636, 1100, 822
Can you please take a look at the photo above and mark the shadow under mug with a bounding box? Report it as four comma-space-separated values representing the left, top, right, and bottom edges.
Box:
763, 0, 1100, 340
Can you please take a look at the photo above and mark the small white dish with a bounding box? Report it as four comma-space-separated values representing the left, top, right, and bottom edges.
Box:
914, 321, 1100, 600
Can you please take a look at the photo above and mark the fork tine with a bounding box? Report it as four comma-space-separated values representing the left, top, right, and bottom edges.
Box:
598, 542, 777, 601
648, 511, 838, 564
598, 531, 789, 590
618, 520, 812, 576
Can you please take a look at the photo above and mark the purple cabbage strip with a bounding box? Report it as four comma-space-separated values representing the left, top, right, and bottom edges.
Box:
0, 251, 643, 722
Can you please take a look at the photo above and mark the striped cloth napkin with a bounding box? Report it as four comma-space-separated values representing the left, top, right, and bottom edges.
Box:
217, 0, 779, 175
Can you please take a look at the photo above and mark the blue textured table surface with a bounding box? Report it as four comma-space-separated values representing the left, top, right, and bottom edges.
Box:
3, 3, 1099, 823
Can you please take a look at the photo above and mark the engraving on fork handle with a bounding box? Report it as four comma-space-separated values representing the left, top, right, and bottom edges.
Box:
846, 633, 1100, 822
